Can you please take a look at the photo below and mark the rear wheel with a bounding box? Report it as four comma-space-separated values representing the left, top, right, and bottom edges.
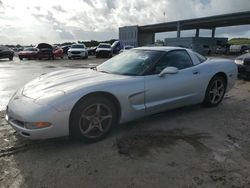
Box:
70, 96, 118, 142
203, 75, 226, 107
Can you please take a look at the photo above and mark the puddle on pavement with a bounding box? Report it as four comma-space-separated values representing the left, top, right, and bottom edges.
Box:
116, 129, 211, 157
44, 66, 56, 68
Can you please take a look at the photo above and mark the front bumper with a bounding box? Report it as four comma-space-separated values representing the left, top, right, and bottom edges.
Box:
68, 51, 87, 58
96, 50, 111, 57
237, 65, 250, 79
18, 54, 36, 58
5, 92, 70, 139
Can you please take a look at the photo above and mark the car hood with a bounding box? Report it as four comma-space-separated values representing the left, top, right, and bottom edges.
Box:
19, 51, 37, 54
96, 48, 111, 52
22, 69, 129, 100
68, 48, 86, 52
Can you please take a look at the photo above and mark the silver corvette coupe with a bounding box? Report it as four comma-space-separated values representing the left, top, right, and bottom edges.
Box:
5, 47, 237, 142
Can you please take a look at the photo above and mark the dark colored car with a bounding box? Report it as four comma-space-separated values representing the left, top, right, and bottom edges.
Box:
87, 46, 97, 56
96, 43, 112, 58
0, 46, 14, 61
34, 43, 63, 60
36, 43, 54, 60
61, 45, 71, 54
111, 41, 123, 54
235, 53, 250, 80
18, 47, 38, 60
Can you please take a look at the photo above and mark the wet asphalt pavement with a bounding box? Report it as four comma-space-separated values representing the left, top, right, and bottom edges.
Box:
0, 55, 106, 111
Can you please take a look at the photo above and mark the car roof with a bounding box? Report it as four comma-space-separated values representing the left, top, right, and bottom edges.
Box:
134, 46, 186, 52
72, 44, 85, 46
99, 43, 111, 45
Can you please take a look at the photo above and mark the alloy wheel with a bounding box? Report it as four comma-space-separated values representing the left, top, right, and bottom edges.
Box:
79, 103, 113, 138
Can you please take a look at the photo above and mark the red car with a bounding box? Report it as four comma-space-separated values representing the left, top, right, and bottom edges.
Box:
18, 47, 39, 60
52, 46, 64, 59
18, 44, 64, 60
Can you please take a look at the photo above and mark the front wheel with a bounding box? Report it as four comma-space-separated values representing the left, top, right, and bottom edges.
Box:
69, 96, 118, 142
203, 75, 226, 107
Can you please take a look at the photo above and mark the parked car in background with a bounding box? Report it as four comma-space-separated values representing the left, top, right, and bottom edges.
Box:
201, 45, 211, 55
68, 44, 88, 59
235, 53, 250, 80
96, 43, 112, 58
0, 46, 14, 61
36, 43, 54, 60
215, 46, 229, 54
6, 47, 237, 142
52, 46, 64, 59
111, 41, 123, 54
18, 47, 38, 60
230, 45, 250, 54
87, 46, 97, 56
120, 45, 134, 53
62, 45, 71, 54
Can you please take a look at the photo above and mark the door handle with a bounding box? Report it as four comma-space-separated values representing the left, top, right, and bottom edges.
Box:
193, 70, 200, 75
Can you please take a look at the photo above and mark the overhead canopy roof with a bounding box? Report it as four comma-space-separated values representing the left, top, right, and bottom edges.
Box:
139, 11, 250, 33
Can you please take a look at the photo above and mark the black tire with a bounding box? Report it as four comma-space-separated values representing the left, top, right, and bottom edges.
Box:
61, 56, 63, 59
68, 56, 71, 59
69, 96, 118, 142
9, 56, 13, 61
203, 75, 226, 107
19, 57, 23, 60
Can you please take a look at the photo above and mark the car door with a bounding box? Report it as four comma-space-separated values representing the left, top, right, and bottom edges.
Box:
144, 50, 204, 115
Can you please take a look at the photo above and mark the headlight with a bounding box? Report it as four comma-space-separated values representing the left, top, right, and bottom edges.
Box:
25, 122, 51, 129
235, 59, 244, 65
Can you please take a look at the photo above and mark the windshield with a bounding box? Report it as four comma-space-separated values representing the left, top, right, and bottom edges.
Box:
24, 48, 37, 51
97, 49, 164, 76
98, 44, 110, 48
71, 45, 85, 48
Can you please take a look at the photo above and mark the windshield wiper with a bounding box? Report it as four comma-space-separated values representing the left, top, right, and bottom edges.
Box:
90, 66, 97, 71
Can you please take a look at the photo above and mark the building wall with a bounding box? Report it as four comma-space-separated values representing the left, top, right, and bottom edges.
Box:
164, 37, 228, 54
119, 26, 138, 47
138, 32, 155, 46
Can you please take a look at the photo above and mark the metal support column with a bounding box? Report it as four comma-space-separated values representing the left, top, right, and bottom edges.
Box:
212, 28, 216, 38
177, 22, 181, 38
195, 29, 199, 37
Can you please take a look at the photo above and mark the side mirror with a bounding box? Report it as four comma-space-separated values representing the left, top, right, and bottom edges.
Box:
159, 66, 179, 77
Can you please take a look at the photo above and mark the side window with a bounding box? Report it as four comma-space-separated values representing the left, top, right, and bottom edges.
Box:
194, 52, 207, 63
153, 50, 193, 74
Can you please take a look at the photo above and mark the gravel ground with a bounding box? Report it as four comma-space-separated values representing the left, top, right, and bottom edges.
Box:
0, 55, 250, 188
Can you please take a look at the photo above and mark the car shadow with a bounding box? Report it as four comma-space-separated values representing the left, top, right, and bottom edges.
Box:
4, 104, 206, 156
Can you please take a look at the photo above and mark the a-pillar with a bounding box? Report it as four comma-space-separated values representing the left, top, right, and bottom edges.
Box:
195, 29, 199, 37
211, 28, 216, 38
177, 22, 181, 38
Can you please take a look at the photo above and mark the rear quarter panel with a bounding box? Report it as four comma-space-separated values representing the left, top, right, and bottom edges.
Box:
199, 58, 237, 92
